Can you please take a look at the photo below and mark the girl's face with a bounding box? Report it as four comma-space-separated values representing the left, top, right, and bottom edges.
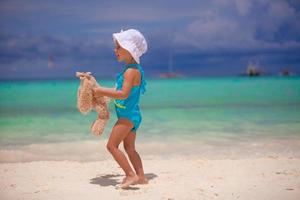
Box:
114, 40, 135, 63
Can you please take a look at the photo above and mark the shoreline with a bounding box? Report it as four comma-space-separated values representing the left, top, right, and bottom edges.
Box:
1, 137, 300, 163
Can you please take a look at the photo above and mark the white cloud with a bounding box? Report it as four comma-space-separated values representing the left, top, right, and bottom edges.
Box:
235, 0, 252, 16
172, 0, 300, 51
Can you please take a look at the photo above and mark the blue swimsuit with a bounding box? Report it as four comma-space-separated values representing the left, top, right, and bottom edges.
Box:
114, 63, 146, 132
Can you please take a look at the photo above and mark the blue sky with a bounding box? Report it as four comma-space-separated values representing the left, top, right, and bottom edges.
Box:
0, 0, 300, 80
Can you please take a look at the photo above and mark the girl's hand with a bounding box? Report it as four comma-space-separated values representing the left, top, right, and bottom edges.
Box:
92, 87, 103, 98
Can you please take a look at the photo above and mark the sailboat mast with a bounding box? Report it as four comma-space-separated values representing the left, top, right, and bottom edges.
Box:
168, 52, 173, 73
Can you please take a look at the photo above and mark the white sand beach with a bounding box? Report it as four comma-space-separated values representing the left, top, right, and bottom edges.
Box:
1, 155, 300, 200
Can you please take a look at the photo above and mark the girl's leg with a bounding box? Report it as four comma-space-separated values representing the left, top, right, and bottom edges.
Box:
106, 118, 138, 187
123, 131, 148, 184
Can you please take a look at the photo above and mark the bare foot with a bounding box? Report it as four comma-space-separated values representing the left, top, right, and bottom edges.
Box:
137, 176, 148, 184
119, 175, 139, 189
121, 177, 127, 184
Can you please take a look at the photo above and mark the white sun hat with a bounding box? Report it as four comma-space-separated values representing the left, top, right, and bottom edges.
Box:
112, 29, 148, 64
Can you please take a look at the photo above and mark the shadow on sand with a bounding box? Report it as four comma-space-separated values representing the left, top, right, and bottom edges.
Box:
90, 173, 158, 190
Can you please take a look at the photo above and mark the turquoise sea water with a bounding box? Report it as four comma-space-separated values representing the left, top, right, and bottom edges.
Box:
0, 76, 300, 161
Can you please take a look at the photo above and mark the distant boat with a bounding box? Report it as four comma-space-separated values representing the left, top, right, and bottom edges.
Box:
158, 72, 182, 78
280, 68, 291, 76
157, 52, 182, 78
246, 61, 261, 76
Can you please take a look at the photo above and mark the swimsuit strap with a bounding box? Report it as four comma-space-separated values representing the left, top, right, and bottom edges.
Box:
125, 63, 147, 94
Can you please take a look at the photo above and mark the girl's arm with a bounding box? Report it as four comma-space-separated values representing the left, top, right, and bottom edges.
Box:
93, 69, 136, 100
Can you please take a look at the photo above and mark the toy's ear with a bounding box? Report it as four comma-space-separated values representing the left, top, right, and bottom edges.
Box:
76, 71, 83, 77
76, 71, 92, 79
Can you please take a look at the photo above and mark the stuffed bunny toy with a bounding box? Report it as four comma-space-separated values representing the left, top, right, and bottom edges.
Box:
76, 71, 110, 136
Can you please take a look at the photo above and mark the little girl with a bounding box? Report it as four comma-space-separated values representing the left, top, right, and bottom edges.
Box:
92, 29, 148, 189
